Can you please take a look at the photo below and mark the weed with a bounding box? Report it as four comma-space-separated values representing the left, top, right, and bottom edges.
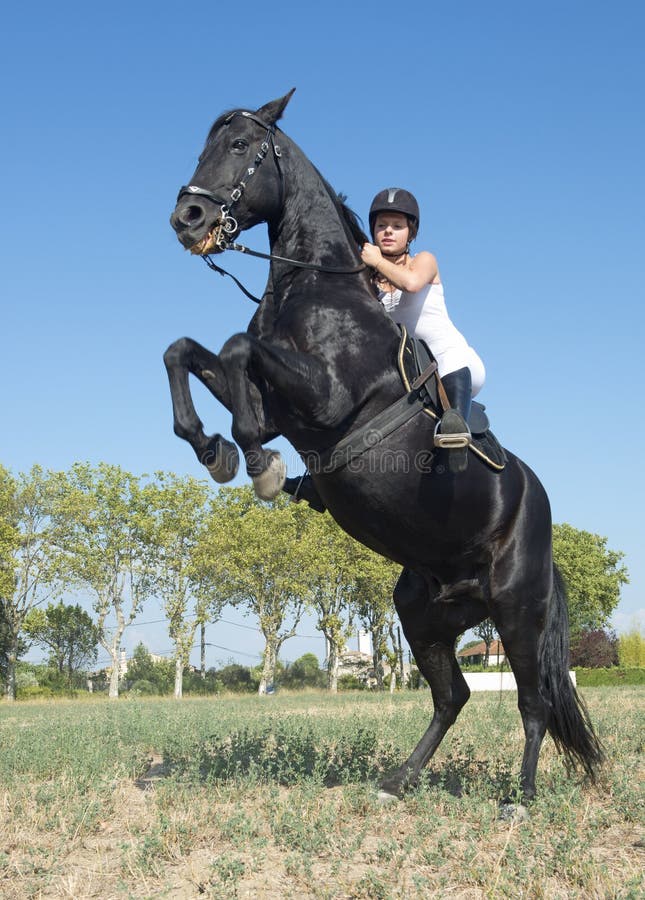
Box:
211, 852, 246, 883
355, 868, 392, 899
0, 687, 641, 898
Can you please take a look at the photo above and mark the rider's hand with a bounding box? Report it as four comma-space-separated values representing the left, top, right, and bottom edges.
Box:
361, 242, 382, 268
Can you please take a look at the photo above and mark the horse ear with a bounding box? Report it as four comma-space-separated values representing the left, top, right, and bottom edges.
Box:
255, 89, 296, 126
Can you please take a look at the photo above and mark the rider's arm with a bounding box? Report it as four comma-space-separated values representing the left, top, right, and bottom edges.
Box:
361, 247, 439, 292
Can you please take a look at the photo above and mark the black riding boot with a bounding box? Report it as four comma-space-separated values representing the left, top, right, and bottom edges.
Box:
434, 367, 473, 474
282, 474, 327, 513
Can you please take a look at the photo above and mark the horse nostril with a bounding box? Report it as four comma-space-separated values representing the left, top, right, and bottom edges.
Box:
175, 203, 206, 228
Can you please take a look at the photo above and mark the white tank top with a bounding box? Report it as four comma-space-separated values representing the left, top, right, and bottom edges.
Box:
379, 282, 485, 391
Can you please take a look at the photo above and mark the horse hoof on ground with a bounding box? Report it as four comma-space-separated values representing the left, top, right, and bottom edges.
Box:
202, 436, 239, 483
379, 769, 413, 799
377, 790, 400, 805
252, 452, 286, 500
498, 803, 530, 823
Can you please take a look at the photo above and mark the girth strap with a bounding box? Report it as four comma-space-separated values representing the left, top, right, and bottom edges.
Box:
308, 361, 438, 474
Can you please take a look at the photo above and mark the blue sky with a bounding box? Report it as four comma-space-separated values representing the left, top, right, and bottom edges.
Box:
2, 1, 643, 670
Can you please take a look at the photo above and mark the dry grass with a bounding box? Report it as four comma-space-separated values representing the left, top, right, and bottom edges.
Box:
0, 687, 643, 898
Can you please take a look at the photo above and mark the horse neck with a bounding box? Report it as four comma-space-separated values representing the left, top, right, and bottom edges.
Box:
268, 142, 361, 271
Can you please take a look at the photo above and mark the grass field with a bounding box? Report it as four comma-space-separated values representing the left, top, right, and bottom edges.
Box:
0, 687, 643, 898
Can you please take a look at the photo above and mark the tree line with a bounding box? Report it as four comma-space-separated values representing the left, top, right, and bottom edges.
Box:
0, 462, 634, 701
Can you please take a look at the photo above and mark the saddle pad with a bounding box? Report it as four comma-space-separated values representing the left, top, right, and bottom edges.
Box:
397, 327, 507, 471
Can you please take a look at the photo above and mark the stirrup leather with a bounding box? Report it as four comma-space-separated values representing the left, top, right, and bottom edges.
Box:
289, 471, 307, 503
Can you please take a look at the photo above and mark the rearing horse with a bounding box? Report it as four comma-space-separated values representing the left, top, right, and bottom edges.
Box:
165, 90, 603, 807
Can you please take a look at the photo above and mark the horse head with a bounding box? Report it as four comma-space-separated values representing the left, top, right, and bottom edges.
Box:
170, 90, 295, 255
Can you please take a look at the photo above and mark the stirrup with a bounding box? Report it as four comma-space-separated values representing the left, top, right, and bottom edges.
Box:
433, 421, 471, 450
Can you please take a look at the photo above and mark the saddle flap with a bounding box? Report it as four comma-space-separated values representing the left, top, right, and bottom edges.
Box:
469, 402, 489, 436
398, 327, 505, 470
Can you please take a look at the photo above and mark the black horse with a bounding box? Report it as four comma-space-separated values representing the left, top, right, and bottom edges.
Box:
165, 90, 603, 808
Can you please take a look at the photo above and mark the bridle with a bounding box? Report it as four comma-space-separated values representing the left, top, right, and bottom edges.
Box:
176, 111, 366, 301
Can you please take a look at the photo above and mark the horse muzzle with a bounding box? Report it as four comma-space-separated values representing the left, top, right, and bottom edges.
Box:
170, 188, 238, 255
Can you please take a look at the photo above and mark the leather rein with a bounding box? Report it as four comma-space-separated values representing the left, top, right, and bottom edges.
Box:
177, 111, 366, 303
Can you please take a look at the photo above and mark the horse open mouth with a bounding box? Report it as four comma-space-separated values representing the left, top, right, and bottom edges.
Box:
189, 227, 221, 256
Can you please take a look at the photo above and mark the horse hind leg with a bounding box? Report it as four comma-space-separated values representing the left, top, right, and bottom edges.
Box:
163, 337, 240, 482
493, 571, 603, 811
491, 588, 553, 807
380, 570, 487, 800
380, 646, 471, 800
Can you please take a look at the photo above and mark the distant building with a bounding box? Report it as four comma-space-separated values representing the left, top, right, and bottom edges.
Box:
337, 649, 373, 679
357, 630, 372, 656
334, 631, 412, 688
91, 646, 175, 685
457, 640, 506, 666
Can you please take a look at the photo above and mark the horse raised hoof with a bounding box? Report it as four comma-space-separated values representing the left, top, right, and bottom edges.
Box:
200, 435, 240, 483
252, 451, 287, 500
202, 438, 240, 483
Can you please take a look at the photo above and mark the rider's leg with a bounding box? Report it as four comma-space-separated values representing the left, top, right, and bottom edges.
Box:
434, 366, 472, 474
283, 474, 327, 513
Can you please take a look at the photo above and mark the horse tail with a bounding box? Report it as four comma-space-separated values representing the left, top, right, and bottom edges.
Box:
538, 564, 605, 780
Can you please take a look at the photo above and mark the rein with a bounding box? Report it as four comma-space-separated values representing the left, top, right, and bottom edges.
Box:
178, 110, 366, 302
202, 240, 367, 304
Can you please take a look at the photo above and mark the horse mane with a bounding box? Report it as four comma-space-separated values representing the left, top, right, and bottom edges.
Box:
336, 193, 370, 246
313, 167, 370, 246
313, 170, 376, 292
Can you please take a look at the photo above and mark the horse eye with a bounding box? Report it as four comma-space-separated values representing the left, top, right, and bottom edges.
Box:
231, 139, 248, 152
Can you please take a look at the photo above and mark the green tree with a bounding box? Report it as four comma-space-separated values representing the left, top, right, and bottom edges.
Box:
350, 547, 400, 691
0, 466, 18, 601
145, 472, 217, 699
618, 620, 644, 667
1, 600, 28, 689
552, 523, 629, 636
474, 618, 498, 666
0, 465, 66, 701
387, 621, 405, 692
300, 511, 361, 692
126, 642, 174, 694
282, 652, 325, 689
197, 487, 311, 695
215, 662, 258, 693
23, 601, 99, 685
53, 463, 157, 698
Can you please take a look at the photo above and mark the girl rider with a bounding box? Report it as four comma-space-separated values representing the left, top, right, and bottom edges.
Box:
284, 187, 484, 508
362, 187, 485, 473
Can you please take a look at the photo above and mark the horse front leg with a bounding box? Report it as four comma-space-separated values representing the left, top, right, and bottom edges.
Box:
219, 333, 349, 499
163, 337, 242, 482
380, 569, 488, 800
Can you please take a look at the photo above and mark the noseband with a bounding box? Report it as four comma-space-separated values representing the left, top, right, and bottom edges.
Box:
176, 111, 366, 297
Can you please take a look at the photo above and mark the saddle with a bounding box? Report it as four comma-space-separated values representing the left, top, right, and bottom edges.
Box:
398, 327, 507, 471
310, 327, 507, 475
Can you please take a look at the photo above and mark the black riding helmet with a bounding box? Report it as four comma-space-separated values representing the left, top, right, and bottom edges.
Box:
369, 188, 420, 240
